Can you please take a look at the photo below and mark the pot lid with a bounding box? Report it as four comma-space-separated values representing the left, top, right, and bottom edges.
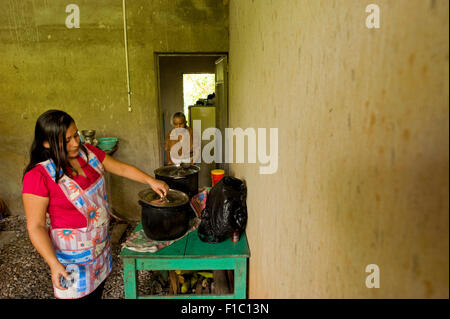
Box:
154, 164, 200, 179
138, 188, 189, 207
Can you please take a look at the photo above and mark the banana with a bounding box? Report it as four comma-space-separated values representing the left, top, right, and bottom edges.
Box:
175, 270, 194, 275
198, 271, 213, 278
190, 274, 198, 287
181, 280, 191, 294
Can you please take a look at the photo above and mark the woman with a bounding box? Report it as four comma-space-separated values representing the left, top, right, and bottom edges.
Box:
22, 110, 169, 299
164, 112, 194, 165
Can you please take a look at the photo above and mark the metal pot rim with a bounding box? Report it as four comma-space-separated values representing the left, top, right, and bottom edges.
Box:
138, 188, 189, 207
154, 164, 200, 179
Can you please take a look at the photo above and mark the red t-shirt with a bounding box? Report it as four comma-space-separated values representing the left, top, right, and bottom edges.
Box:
22, 144, 106, 229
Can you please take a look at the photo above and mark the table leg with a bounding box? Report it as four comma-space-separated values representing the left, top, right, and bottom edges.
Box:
234, 258, 247, 299
123, 258, 137, 299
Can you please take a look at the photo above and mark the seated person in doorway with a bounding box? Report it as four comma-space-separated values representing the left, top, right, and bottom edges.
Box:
164, 112, 195, 165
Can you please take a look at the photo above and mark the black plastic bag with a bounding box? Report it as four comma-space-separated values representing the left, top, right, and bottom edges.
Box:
198, 176, 247, 243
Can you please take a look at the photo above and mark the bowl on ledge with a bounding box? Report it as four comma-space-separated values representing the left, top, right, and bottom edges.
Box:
96, 137, 118, 151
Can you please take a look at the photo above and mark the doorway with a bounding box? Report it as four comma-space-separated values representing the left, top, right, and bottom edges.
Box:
156, 53, 228, 188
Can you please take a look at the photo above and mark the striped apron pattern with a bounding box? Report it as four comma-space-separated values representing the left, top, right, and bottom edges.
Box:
40, 147, 112, 299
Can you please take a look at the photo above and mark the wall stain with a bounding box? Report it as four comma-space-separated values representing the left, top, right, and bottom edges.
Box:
423, 280, 434, 298
412, 254, 420, 275
347, 113, 351, 130
429, 0, 436, 9
370, 112, 376, 129
408, 53, 416, 66
391, 148, 396, 165
403, 129, 410, 141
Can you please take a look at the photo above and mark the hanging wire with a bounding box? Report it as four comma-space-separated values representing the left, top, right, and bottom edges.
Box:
122, 0, 132, 112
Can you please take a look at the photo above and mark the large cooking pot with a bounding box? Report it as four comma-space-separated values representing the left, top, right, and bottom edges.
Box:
154, 164, 200, 198
138, 188, 193, 241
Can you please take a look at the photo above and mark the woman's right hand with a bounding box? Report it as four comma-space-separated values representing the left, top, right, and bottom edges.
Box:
50, 262, 70, 290
149, 178, 170, 198
23, 194, 71, 290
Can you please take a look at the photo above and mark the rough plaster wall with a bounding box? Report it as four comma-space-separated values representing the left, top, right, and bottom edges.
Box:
229, 0, 448, 298
0, 0, 228, 220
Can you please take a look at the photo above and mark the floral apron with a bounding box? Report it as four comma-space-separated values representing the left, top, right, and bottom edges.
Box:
40, 147, 112, 299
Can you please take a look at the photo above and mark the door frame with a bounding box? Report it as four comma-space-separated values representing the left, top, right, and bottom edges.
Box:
154, 52, 228, 167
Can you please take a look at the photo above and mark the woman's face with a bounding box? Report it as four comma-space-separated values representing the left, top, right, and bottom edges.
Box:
173, 116, 186, 128
65, 122, 81, 159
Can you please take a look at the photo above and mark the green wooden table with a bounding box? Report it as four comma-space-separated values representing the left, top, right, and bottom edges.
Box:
120, 223, 250, 299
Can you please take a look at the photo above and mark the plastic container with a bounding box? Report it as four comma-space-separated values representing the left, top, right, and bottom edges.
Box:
96, 137, 118, 151
211, 169, 225, 186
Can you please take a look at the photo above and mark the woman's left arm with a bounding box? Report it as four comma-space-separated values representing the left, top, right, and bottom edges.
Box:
102, 154, 169, 198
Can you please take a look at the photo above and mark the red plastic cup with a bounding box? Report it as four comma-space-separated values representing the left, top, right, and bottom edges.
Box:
211, 169, 225, 186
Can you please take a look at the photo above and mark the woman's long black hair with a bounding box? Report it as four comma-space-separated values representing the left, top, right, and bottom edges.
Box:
23, 110, 88, 183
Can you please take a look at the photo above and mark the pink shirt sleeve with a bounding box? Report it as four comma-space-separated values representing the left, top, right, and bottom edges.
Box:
22, 167, 49, 197
85, 143, 106, 162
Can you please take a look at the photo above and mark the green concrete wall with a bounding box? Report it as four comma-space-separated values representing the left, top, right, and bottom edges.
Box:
0, 0, 229, 220
229, 0, 448, 298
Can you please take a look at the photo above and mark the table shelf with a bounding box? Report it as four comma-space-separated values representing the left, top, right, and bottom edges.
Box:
120, 222, 250, 299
